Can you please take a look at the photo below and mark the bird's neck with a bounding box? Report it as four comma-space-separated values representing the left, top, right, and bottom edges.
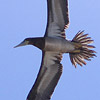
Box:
29, 37, 45, 50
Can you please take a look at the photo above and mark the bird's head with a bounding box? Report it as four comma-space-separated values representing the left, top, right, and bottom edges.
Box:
14, 37, 44, 49
14, 38, 32, 48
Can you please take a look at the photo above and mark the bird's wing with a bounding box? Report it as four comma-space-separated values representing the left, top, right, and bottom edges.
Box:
45, 0, 69, 39
27, 52, 63, 100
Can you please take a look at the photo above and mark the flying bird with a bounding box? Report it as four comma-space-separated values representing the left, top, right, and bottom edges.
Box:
14, 0, 96, 100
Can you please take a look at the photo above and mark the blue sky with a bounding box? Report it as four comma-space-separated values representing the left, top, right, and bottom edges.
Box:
0, 0, 100, 100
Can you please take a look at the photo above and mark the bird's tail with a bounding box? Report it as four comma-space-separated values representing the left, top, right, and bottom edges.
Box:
69, 31, 96, 68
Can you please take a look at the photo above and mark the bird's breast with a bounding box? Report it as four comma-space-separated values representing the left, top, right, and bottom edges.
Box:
44, 37, 75, 53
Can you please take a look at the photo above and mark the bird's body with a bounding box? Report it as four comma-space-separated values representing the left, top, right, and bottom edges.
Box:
44, 37, 75, 52
15, 0, 96, 100
25, 37, 75, 53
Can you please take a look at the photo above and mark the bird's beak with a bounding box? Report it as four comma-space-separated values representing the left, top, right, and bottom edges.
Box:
14, 40, 29, 48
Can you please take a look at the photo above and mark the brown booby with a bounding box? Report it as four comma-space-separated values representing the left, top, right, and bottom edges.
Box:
14, 0, 96, 100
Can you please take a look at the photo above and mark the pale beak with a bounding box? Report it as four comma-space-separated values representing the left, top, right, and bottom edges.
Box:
14, 40, 29, 48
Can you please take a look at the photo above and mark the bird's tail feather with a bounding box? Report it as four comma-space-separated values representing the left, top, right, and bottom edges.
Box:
69, 31, 96, 68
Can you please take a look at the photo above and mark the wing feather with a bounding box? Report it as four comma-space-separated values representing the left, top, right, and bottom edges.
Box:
27, 52, 63, 100
45, 0, 69, 38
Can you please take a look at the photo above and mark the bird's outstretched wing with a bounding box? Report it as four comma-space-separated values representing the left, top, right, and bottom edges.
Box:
27, 52, 63, 100
45, 0, 69, 39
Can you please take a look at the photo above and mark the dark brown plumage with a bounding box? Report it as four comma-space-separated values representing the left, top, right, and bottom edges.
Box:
14, 0, 96, 100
